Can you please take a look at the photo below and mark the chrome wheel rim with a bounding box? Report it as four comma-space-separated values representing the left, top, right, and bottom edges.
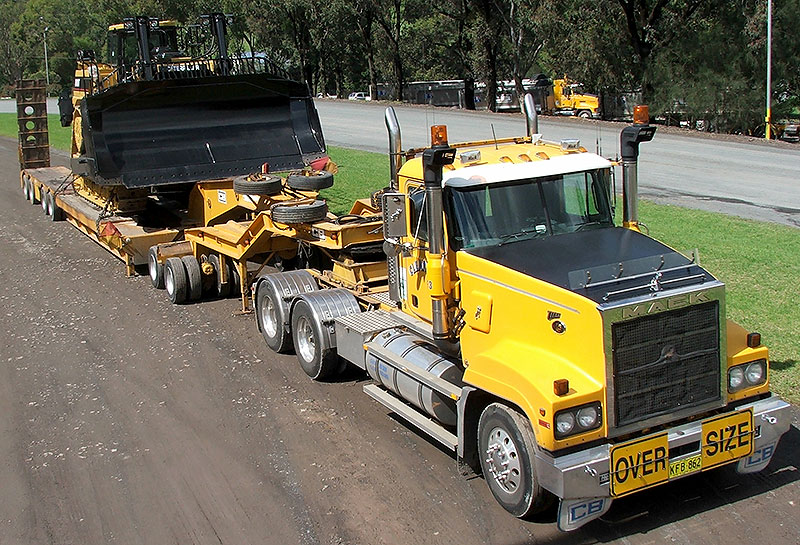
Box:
149, 253, 158, 283
41, 192, 48, 212
165, 266, 175, 295
261, 295, 278, 338
485, 426, 522, 496
296, 315, 315, 363
46, 194, 54, 216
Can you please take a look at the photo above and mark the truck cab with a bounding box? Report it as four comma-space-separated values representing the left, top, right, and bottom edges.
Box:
552, 77, 601, 118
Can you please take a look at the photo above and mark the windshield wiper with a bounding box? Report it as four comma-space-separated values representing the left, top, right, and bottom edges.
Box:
574, 221, 606, 232
499, 227, 544, 245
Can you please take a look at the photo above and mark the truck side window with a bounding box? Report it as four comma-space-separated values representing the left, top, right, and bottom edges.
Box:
408, 189, 428, 242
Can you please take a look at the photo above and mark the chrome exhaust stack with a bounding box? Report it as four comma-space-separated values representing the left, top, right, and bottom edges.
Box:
523, 93, 539, 137
619, 106, 656, 228
385, 107, 402, 190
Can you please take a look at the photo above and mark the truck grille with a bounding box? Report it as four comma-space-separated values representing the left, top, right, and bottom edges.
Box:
612, 301, 720, 427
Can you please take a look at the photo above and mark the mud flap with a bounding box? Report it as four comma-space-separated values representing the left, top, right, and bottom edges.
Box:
80, 74, 326, 188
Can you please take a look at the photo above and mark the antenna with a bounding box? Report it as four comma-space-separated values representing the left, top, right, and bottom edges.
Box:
491, 124, 499, 150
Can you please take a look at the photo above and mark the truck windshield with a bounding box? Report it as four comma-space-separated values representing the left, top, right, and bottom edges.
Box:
445, 168, 613, 250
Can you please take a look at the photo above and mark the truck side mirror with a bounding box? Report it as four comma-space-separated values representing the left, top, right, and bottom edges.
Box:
58, 89, 73, 127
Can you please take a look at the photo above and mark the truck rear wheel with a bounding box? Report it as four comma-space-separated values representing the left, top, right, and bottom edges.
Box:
164, 257, 188, 304
578, 110, 591, 119
290, 298, 338, 380
254, 270, 318, 353
478, 403, 554, 518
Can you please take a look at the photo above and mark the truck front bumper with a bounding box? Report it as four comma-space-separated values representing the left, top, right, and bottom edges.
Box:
534, 395, 791, 531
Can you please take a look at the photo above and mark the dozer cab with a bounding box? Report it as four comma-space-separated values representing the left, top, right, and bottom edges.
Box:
60, 14, 326, 190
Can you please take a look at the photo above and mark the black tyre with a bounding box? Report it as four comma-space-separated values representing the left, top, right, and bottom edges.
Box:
30, 181, 40, 204
207, 254, 231, 298
478, 403, 554, 518
164, 257, 188, 304
230, 261, 241, 297
271, 200, 328, 224
255, 280, 292, 352
286, 170, 334, 191
45, 192, 63, 221
290, 298, 338, 380
233, 174, 283, 196
181, 255, 203, 301
578, 110, 591, 119
148, 246, 165, 289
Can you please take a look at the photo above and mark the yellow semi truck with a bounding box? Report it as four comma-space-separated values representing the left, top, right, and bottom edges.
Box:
550, 76, 601, 118
245, 98, 788, 530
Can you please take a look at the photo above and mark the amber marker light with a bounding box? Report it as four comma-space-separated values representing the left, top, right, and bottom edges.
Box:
431, 125, 449, 146
554, 379, 569, 396
633, 105, 650, 125
747, 332, 761, 348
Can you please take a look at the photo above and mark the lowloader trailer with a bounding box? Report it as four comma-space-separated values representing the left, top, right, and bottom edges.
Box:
18, 74, 790, 529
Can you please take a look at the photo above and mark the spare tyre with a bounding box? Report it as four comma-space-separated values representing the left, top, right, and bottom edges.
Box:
271, 200, 328, 224
286, 170, 334, 191
233, 174, 283, 196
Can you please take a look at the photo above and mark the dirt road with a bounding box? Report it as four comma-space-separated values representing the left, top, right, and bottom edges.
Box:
0, 138, 798, 544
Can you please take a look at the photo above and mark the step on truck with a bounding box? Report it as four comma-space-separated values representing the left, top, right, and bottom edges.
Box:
238, 98, 789, 530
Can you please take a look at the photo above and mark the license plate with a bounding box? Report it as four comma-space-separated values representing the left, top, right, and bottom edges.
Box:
701, 408, 754, 470
669, 453, 702, 478
610, 433, 669, 497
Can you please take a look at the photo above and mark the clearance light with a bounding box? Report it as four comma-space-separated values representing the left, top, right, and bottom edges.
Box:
554, 379, 569, 396
747, 332, 761, 348
431, 125, 449, 147
633, 105, 650, 125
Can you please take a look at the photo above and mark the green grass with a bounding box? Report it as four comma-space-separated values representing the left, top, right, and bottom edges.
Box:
3, 113, 798, 402
1, 113, 71, 151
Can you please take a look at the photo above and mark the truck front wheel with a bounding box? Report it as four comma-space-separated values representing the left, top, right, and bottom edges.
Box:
478, 403, 554, 518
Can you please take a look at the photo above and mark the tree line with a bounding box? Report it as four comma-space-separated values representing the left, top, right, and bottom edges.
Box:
1, 0, 797, 134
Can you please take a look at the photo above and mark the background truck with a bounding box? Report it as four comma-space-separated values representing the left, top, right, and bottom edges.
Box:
495, 75, 601, 118
17, 21, 790, 529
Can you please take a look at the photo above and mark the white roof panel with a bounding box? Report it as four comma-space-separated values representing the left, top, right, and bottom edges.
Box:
443, 153, 613, 188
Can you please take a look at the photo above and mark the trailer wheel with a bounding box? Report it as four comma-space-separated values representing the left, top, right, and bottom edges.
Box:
41, 189, 49, 213
271, 200, 328, 224
181, 255, 203, 301
291, 298, 338, 380
286, 170, 334, 191
23, 177, 32, 202
148, 247, 165, 289
207, 254, 231, 298
29, 181, 40, 204
233, 174, 283, 196
478, 403, 554, 518
164, 257, 188, 304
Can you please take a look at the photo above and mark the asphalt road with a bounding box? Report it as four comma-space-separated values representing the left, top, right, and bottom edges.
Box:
1, 114, 799, 544
314, 100, 800, 227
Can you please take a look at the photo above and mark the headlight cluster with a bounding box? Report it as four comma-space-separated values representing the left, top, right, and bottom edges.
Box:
554, 402, 602, 439
728, 359, 767, 392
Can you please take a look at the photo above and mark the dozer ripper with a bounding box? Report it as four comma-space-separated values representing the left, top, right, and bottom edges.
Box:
18, 14, 329, 276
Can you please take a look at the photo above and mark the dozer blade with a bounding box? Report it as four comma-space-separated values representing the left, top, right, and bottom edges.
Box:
78, 74, 326, 188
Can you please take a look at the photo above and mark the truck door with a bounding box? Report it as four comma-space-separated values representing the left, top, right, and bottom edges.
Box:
400, 185, 435, 323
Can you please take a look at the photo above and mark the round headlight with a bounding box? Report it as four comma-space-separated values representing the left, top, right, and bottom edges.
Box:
576, 406, 598, 429
745, 361, 765, 385
729, 367, 745, 390
555, 412, 575, 436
